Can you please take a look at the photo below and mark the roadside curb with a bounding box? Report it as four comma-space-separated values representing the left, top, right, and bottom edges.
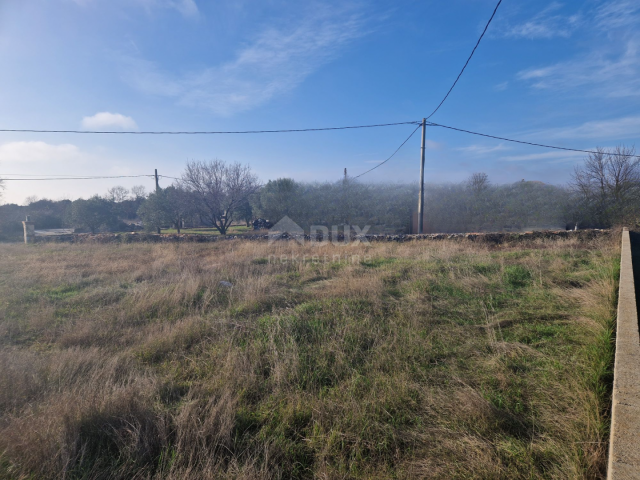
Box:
607, 227, 640, 479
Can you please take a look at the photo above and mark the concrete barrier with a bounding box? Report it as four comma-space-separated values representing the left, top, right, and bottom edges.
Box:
607, 228, 640, 479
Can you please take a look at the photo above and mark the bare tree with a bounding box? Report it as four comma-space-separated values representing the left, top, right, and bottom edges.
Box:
179, 160, 260, 234
131, 185, 147, 200
106, 186, 130, 203
467, 172, 490, 196
23, 195, 39, 206
461, 173, 491, 231
572, 146, 640, 226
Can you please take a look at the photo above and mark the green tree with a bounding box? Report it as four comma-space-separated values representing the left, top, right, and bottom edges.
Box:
254, 178, 303, 223
137, 186, 190, 233
71, 196, 114, 233
237, 197, 253, 227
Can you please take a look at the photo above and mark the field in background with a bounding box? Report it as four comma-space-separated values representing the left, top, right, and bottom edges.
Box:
0, 236, 618, 479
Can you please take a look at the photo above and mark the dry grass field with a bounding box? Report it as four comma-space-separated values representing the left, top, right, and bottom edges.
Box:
0, 235, 618, 479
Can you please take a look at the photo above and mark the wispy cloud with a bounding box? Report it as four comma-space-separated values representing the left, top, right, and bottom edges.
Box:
532, 115, 640, 140
595, 0, 640, 30
457, 143, 510, 155
502, 2, 582, 39
426, 140, 444, 150
0, 141, 81, 163
499, 150, 584, 162
121, 5, 370, 115
494, 81, 508, 91
516, 1, 640, 97
517, 39, 640, 97
82, 112, 138, 130
70, 0, 199, 17
135, 0, 199, 18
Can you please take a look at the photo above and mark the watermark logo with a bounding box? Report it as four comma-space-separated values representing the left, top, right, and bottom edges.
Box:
268, 216, 305, 245
268, 216, 371, 246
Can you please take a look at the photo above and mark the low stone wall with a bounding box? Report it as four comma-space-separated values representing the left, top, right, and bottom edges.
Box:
33, 229, 609, 245
607, 228, 640, 479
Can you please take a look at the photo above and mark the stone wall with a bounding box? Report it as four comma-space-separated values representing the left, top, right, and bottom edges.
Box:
33, 229, 609, 245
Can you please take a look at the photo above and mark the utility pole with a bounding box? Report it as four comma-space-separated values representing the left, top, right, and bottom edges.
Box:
343, 168, 348, 228
418, 118, 426, 234
154, 169, 161, 234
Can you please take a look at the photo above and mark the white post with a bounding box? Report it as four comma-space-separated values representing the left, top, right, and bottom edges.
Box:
22, 215, 35, 244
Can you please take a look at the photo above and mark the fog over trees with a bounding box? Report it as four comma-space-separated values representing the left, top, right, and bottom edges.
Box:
1, 147, 639, 240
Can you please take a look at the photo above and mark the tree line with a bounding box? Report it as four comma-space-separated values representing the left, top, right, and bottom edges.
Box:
1, 146, 638, 240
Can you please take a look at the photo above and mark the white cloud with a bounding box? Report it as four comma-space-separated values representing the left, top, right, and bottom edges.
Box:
457, 143, 510, 155
425, 140, 444, 150
595, 0, 640, 30
501, 2, 582, 39
499, 150, 584, 162
173, 0, 197, 17
515, 1, 640, 97
0, 141, 82, 170
533, 115, 640, 140
136, 0, 199, 18
70, 0, 199, 18
517, 39, 640, 97
494, 81, 509, 91
121, 5, 369, 115
0, 141, 81, 164
81, 112, 138, 130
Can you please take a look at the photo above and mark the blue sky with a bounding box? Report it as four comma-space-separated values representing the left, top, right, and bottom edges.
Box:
1, 0, 640, 204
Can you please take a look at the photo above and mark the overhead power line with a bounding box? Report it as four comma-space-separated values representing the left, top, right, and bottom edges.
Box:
4, 120, 639, 183
426, 121, 640, 159
0, 173, 183, 181
0, 173, 152, 177
353, 124, 422, 179
0, 175, 154, 181
425, 0, 503, 120
0, 121, 420, 135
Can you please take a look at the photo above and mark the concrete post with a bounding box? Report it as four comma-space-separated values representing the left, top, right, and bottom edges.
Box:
607, 227, 640, 479
22, 215, 35, 244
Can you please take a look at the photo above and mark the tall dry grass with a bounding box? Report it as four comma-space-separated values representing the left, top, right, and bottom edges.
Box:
0, 235, 618, 479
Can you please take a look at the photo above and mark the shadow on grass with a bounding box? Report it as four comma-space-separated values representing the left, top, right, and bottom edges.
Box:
628, 231, 640, 325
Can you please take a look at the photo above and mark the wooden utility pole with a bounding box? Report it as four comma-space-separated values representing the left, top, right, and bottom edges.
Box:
154, 169, 161, 234
418, 118, 426, 234
343, 168, 348, 227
